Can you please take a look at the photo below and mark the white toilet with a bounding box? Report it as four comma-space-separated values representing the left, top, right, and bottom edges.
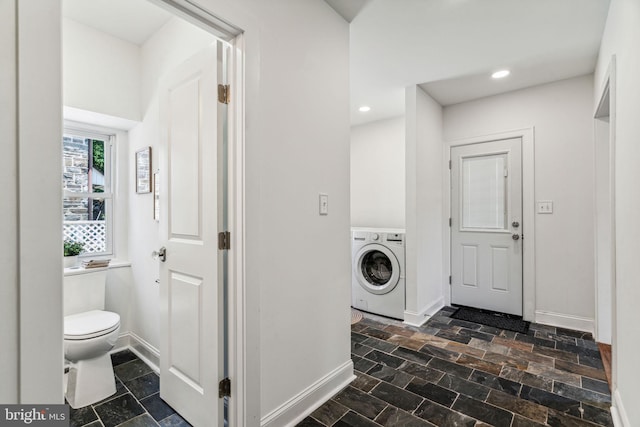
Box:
64, 268, 121, 409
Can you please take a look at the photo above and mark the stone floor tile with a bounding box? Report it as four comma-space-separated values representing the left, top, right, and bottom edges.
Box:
485, 389, 548, 424
333, 387, 387, 420
468, 338, 510, 355
532, 345, 579, 363
581, 403, 614, 427
392, 346, 433, 365
526, 362, 582, 387
310, 399, 349, 426
437, 373, 490, 401
519, 385, 582, 418
405, 378, 457, 408
456, 354, 503, 376
370, 381, 423, 412
361, 337, 397, 353
451, 395, 513, 427
555, 359, 608, 382
419, 344, 460, 362
508, 348, 555, 367
500, 366, 553, 392
374, 406, 435, 427
552, 382, 611, 409
351, 372, 380, 393
367, 364, 413, 388
427, 357, 473, 380
93, 394, 145, 427
492, 336, 534, 352
364, 350, 407, 369
398, 362, 445, 383
334, 410, 381, 427
414, 400, 476, 427
444, 341, 486, 359
482, 352, 529, 371
581, 377, 610, 395
469, 370, 522, 396
386, 334, 425, 351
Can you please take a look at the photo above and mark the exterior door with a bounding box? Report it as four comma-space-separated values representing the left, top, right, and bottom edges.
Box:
450, 138, 523, 316
158, 43, 226, 427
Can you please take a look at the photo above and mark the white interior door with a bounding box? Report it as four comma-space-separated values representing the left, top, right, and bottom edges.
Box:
450, 138, 523, 316
158, 43, 225, 427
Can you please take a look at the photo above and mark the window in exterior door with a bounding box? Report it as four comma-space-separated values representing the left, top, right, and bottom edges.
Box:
461, 153, 507, 230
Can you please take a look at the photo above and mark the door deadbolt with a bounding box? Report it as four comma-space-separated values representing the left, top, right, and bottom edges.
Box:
152, 247, 167, 262
512, 221, 520, 228
512, 234, 520, 241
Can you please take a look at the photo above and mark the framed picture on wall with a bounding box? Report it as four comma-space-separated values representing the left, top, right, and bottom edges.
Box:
136, 147, 152, 194
153, 171, 160, 221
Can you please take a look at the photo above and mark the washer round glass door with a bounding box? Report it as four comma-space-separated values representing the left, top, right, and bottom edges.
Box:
354, 244, 400, 295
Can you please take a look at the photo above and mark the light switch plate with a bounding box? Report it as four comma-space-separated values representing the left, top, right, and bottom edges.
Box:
319, 193, 329, 215
537, 200, 553, 214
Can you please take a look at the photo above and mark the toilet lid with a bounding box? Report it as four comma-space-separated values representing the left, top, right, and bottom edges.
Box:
64, 310, 120, 339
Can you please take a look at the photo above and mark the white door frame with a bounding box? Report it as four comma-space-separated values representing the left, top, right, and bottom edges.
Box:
148, 1, 247, 424
593, 56, 616, 387
445, 128, 535, 320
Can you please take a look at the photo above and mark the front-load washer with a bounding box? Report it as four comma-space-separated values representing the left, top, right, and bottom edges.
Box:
351, 228, 405, 320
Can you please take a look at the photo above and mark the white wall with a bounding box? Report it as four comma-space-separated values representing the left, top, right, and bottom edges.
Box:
63, 17, 140, 122
15, 0, 64, 403
0, 0, 19, 403
595, 0, 640, 424
405, 86, 445, 325
351, 117, 405, 228
444, 75, 596, 329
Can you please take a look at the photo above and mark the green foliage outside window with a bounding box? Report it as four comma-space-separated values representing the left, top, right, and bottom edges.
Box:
93, 140, 104, 174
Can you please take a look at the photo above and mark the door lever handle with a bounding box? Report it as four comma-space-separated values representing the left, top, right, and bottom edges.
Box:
152, 247, 167, 262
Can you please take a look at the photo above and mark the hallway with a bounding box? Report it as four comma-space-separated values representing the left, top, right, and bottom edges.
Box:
299, 308, 612, 426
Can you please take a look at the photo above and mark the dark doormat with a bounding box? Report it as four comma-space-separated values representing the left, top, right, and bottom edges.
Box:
450, 306, 530, 334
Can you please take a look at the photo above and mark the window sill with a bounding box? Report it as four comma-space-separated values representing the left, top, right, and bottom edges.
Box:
64, 260, 131, 276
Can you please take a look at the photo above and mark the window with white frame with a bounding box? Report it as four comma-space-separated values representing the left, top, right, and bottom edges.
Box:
62, 128, 114, 256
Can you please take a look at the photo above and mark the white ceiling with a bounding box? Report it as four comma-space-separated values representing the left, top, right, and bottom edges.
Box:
63, 0, 172, 45
65, 0, 610, 126
347, 0, 610, 125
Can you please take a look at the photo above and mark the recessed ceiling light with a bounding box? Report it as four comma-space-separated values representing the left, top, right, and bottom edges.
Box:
358, 106, 371, 112
491, 70, 510, 79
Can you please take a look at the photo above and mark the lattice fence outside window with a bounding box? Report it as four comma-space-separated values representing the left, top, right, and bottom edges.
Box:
63, 221, 106, 253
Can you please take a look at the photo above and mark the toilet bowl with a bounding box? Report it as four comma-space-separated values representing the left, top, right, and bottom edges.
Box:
64, 309, 121, 409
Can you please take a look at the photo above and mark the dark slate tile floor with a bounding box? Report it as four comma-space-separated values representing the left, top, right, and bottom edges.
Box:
298, 307, 613, 427
69, 350, 192, 427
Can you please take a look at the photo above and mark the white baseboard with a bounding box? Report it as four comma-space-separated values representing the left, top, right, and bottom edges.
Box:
129, 332, 160, 373
404, 297, 445, 327
112, 333, 131, 352
534, 310, 595, 334
260, 360, 355, 427
611, 388, 630, 427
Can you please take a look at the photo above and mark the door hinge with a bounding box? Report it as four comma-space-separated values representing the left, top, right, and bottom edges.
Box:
448, 160, 452, 170
449, 275, 452, 285
218, 84, 230, 104
449, 217, 452, 227
218, 231, 231, 250
219, 377, 231, 398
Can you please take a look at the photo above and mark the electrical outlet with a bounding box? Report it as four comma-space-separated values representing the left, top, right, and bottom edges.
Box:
537, 201, 553, 214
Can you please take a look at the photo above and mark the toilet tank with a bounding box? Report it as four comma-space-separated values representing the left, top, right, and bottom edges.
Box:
64, 268, 108, 316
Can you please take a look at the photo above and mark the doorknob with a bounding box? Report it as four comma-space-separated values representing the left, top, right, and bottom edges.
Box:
512, 234, 520, 241
152, 247, 167, 262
